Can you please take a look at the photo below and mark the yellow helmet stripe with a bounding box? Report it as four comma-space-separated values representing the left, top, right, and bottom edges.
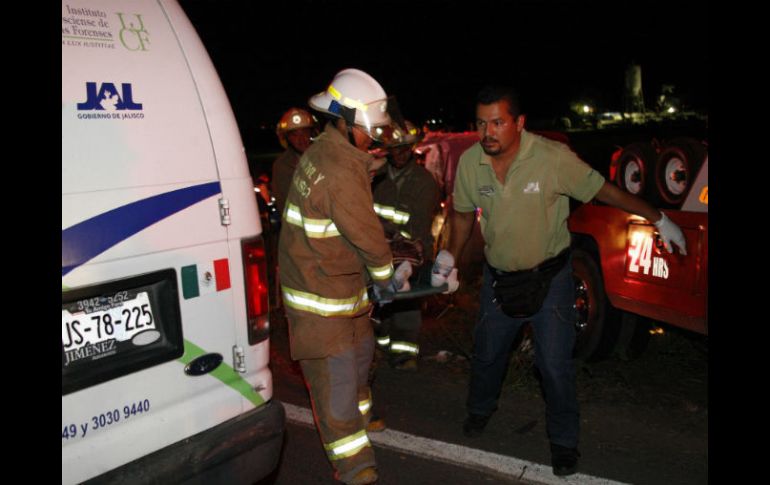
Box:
328, 84, 369, 112
327, 84, 342, 100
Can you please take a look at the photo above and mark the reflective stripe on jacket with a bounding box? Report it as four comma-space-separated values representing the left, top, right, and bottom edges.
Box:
373, 203, 410, 225
372, 159, 441, 253
282, 286, 369, 317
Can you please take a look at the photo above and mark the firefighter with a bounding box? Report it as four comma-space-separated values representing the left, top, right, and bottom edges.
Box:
278, 68, 408, 485
372, 120, 440, 371
272, 107, 319, 216
267, 108, 318, 313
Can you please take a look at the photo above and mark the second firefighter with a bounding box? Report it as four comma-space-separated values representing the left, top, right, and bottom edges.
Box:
372, 120, 441, 371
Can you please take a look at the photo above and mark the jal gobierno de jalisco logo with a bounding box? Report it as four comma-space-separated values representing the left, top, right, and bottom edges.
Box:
76, 82, 144, 120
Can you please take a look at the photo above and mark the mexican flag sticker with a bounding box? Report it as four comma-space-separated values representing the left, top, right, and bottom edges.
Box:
181, 258, 231, 299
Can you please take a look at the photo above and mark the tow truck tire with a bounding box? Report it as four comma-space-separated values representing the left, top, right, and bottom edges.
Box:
653, 137, 706, 208
614, 142, 656, 198
571, 249, 620, 362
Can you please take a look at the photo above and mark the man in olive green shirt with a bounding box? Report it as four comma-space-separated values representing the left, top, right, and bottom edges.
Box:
437, 85, 687, 477
453, 130, 605, 271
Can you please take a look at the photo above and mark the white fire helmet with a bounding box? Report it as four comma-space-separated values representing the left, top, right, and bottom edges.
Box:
308, 68, 392, 141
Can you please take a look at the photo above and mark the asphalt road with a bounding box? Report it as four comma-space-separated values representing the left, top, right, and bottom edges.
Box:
259, 283, 707, 485
257, 419, 526, 485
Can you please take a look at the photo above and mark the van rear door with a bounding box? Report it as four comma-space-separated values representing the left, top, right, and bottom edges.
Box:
158, 0, 271, 408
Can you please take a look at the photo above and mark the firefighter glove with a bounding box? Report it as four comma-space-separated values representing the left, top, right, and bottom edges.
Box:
654, 212, 687, 255
373, 280, 397, 305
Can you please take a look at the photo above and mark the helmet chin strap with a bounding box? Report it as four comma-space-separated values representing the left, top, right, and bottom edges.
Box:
337, 104, 359, 147
347, 125, 358, 147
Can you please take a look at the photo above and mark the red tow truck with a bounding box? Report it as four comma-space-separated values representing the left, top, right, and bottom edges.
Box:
568, 140, 707, 361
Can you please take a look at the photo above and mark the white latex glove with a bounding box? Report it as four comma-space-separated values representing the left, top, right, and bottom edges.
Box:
654, 212, 687, 255
394, 261, 412, 292
431, 249, 455, 287
444, 267, 459, 294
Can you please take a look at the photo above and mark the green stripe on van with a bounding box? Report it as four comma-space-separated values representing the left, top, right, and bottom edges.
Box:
179, 340, 266, 407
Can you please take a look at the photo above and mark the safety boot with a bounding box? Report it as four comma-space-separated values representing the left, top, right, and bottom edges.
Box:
393, 357, 418, 371
366, 415, 386, 433
551, 444, 580, 476
462, 413, 490, 437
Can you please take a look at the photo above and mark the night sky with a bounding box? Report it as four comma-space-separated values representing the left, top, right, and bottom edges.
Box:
178, 0, 708, 152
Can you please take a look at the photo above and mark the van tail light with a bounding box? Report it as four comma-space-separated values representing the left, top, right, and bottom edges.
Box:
242, 237, 270, 344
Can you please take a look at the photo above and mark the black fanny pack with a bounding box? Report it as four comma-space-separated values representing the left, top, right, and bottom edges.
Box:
489, 248, 571, 318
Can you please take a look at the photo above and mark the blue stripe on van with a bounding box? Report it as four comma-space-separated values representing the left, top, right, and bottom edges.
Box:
62, 182, 222, 277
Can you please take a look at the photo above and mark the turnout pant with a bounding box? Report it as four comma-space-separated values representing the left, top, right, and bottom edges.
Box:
376, 298, 422, 361
466, 258, 580, 449
299, 314, 378, 482
374, 265, 430, 360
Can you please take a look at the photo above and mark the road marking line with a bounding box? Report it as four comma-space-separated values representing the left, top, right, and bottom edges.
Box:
283, 402, 629, 485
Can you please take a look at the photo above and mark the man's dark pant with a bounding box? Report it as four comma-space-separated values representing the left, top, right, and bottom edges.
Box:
467, 258, 579, 448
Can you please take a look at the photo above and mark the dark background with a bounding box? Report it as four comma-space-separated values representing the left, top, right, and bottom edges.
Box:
178, 0, 708, 153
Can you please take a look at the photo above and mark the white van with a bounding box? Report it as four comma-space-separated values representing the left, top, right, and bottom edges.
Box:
62, 1, 284, 483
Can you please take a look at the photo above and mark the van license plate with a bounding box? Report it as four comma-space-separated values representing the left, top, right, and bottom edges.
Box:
62, 291, 156, 356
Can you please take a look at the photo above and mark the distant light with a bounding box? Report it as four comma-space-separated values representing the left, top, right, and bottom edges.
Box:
431, 119, 436, 124
254, 187, 261, 193
582, 105, 592, 114
649, 327, 665, 335
667, 106, 676, 114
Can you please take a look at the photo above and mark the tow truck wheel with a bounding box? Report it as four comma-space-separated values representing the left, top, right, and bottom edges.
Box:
653, 137, 706, 208
614, 142, 656, 198
572, 249, 620, 362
